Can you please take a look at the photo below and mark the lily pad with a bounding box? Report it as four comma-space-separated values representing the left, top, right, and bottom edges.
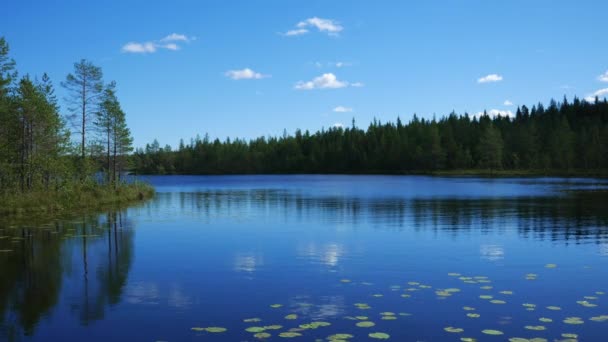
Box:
368, 332, 390, 339
467, 313, 480, 318
246, 327, 267, 333
590, 315, 608, 322
538, 317, 552, 323
356, 321, 375, 328
327, 334, 354, 340
524, 325, 546, 331
254, 332, 272, 339
481, 329, 504, 335
285, 314, 298, 320
563, 317, 584, 325
279, 332, 302, 338
490, 300, 506, 304
270, 304, 283, 308
545, 264, 557, 268
444, 327, 464, 333
546, 306, 561, 311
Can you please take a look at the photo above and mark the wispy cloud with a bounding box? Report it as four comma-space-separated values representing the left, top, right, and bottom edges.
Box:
225, 68, 270, 80
333, 106, 353, 113
294, 73, 361, 90
283, 17, 343, 37
475, 109, 514, 118
284, 29, 309, 36
503, 100, 513, 106
315, 61, 352, 68
478, 74, 503, 83
598, 71, 608, 82
121, 33, 194, 54
585, 88, 608, 102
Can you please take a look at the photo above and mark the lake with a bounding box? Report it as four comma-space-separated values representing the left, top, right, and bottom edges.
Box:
1, 175, 608, 341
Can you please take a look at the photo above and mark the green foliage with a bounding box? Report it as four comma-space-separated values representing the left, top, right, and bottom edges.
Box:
0, 36, 147, 212
133, 99, 608, 175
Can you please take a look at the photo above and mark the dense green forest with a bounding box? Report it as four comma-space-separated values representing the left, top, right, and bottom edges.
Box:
0, 37, 152, 212
133, 97, 608, 175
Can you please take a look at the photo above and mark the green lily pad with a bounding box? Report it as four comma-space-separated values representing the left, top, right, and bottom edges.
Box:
444, 327, 464, 333
368, 332, 390, 339
356, 321, 375, 328
327, 334, 354, 340
481, 329, 504, 335
463, 306, 476, 311
590, 315, 608, 322
490, 300, 506, 304
285, 314, 298, 320
577, 300, 597, 308
244, 318, 262, 323
264, 325, 283, 330
524, 325, 546, 331
538, 317, 552, 323
191, 327, 206, 332
205, 327, 227, 333
562, 333, 578, 338
545, 264, 557, 268
479, 295, 493, 300
563, 317, 584, 325
254, 332, 272, 339
467, 313, 480, 318
279, 332, 302, 338
246, 327, 267, 333
270, 304, 283, 308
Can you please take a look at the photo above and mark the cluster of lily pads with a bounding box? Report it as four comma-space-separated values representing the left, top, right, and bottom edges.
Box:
188, 263, 605, 341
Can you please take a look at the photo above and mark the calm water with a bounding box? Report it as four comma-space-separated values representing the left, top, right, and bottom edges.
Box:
1, 175, 608, 342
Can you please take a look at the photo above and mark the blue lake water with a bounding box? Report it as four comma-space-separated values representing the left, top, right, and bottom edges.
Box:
1, 175, 608, 341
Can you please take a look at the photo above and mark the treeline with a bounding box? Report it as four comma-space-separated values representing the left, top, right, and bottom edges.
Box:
0, 37, 150, 210
133, 97, 608, 175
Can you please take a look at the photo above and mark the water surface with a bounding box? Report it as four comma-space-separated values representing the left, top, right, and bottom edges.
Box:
1, 175, 608, 341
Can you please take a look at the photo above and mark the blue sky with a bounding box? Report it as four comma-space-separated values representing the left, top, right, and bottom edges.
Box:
3, 0, 608, 148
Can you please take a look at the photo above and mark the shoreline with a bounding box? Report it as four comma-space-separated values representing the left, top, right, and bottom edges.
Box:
133, 170, 608, 178
0, 182, 155, 216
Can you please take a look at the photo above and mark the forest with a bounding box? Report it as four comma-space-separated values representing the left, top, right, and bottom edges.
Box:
133, 97, 608, 175
0, 37, 152, 212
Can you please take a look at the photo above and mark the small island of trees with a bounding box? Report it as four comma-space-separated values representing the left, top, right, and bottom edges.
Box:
0, 37, 153, 214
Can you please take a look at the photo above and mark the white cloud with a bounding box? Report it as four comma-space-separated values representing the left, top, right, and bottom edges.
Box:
503, 100, 513, 106
314, 61, 351, 68
333, 106, 353, 113
584, 88, 608, 102
121, 33, 193, 54
225, 68, 270, 80
474, 109, 514, 119
122, 42, 157, 53
350, 82, 364, 87
284, 17, 343, 36
478, 74, 503, 83
598, 71, 608, 82
284, 28, 309, 36
160, 33, 191, 42
295, 73, 349, 90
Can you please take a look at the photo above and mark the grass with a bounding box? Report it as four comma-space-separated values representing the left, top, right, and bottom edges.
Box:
0, 181, 155, 215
